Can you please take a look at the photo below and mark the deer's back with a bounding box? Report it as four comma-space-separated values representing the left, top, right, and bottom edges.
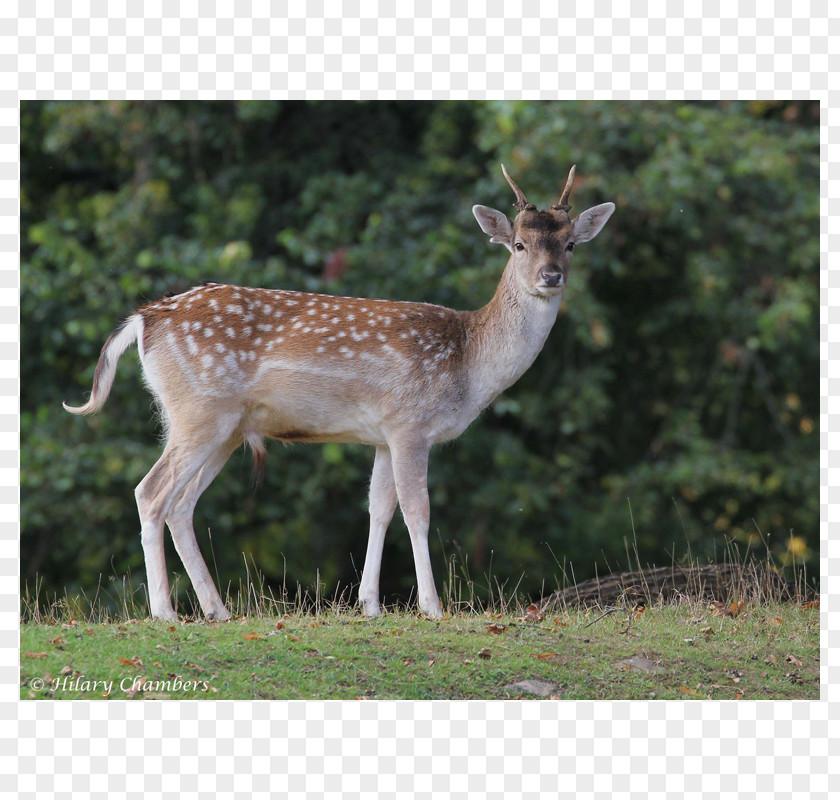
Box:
137, 283, 471, 445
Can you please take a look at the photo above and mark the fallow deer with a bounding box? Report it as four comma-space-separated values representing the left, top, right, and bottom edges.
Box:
64, 165, 614, 621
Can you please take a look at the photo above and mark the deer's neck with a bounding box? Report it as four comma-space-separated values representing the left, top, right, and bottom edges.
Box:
464, 263, 563, 411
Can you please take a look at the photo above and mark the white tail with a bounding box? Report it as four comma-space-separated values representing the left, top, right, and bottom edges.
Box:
62, 316, 143, 416
64, 165, 615, 621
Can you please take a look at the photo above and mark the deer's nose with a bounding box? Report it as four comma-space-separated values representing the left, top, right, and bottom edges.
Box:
540, 270, 564, 287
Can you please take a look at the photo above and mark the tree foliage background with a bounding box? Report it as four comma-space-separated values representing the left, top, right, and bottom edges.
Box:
21, 100, 819, 610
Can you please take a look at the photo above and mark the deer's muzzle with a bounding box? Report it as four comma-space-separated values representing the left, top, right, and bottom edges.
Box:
539, 270, 564, 288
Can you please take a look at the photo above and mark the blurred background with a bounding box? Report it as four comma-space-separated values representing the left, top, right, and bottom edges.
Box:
20, 100, 819, 611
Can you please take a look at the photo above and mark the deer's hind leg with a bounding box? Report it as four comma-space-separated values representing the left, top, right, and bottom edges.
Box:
164, 436, 242, 621
135, 417, 240, 621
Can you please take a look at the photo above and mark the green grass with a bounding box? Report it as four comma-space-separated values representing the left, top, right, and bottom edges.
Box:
20, 600, 819, 700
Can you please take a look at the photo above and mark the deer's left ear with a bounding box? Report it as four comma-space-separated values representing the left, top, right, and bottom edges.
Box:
572, 202, 615, 243
473, 205, 514, 253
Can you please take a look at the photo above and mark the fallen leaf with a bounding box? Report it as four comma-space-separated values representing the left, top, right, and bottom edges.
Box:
288, 634, 301, 642
801, 600, 819, 609
525, 604, 545, 621
50, 637, 64, 648
427, 659, 436, 667
402, 658, 412, 666
485, 624, 507, 634
710, 601, 744, 618
462, 658, 474, 664
24, 651, 48, 659
678, 685, 704, 697
728, 601, 745, 617
118, 656, 143, 668
785, 654, 803, 668
478, 648, 492, 659
766, 654, 778, 665
168, 626, 176, 633
532, 652, 559, 660
735, 690, 744, 699
243, 633, 266, 640
276, 622, 284, 630
59, 665, 73, 675
699, 626, 714, 637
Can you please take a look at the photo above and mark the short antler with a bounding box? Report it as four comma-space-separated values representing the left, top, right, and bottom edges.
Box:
500, 164, 534, 212
551, 164, 576, 213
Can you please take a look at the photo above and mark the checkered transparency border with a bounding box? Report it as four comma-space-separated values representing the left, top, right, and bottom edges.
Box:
3, 1, 837, 797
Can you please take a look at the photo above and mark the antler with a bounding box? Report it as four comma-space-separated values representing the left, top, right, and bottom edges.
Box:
551, 165, 576, 213
500, 164, 533, 212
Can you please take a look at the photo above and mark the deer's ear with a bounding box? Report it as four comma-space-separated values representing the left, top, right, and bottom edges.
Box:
472, 205, 514, 253
572, 202, 615, 243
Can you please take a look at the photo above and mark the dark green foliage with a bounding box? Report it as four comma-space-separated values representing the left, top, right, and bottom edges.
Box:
21, 101, 818, 609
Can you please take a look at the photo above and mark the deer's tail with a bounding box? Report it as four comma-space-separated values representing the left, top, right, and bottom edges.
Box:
63, 315, 143, 416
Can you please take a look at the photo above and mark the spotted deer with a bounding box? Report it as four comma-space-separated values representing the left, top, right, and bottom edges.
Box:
64, 165, 614, 621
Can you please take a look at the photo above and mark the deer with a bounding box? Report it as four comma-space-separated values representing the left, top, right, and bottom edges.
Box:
63, 165, 614, 622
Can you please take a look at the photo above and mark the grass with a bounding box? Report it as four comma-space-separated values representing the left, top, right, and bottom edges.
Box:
20, 597, 819, 701
20, 531, 819, 700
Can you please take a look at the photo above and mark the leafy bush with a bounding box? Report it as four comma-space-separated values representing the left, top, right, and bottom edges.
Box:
21, 100, 818, 609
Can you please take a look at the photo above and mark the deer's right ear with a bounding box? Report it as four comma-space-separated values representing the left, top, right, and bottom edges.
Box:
472, 205, 514, 253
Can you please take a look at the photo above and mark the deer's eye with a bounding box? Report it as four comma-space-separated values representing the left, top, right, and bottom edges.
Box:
515, 242, 525, 252
566, 242, 575, 252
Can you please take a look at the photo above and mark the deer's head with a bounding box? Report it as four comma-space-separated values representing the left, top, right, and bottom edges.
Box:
472, 164, 615, 298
